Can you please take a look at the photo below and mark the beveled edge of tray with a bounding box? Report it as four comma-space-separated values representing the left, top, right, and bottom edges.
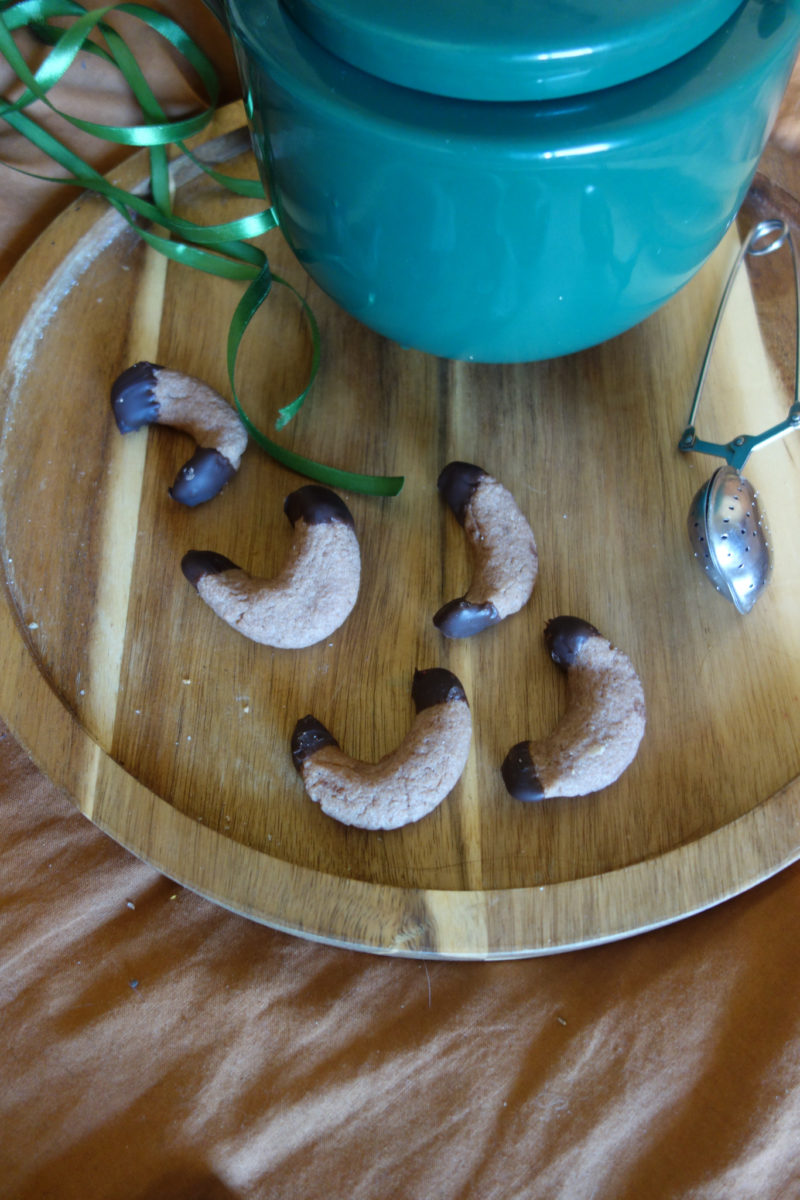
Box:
2, 103, 799, 958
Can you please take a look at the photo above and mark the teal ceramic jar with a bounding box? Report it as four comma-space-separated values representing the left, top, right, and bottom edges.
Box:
218, 0, 800, 362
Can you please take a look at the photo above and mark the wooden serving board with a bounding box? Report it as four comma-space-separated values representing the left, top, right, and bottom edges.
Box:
2, 103, 799, 958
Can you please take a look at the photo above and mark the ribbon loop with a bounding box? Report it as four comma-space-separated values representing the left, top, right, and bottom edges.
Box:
0, 0, 404, 495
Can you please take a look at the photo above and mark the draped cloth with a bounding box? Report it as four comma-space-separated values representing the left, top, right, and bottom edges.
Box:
2, 9, 799, 1197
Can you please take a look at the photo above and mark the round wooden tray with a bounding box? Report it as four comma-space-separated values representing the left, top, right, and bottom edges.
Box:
2, 104, 799, 958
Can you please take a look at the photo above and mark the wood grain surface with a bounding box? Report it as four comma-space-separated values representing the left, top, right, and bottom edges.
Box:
1, 103, 799, 957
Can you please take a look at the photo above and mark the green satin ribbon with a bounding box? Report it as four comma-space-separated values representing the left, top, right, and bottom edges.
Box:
0, 0, 404, 495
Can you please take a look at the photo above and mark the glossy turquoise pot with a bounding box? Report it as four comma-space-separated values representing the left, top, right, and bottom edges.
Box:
212, 0, 800, 362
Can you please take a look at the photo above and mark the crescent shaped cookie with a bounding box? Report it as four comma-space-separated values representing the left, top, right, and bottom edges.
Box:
502, 617, 646, 801
111, 362, 247, 506
291, 668, 472, 830
181, 485, 360, 649
434, 461, 538, 637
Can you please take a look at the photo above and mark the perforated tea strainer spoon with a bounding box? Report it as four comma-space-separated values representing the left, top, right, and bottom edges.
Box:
678, 219, 800, 614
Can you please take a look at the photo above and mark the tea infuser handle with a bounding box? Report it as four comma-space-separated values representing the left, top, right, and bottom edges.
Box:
678, 218, 799, 467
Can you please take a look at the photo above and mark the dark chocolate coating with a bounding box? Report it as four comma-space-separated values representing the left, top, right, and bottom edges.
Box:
110, 361, 161, 433
291, 715, 339, 770
544, 616, 601, 670
411, 667, 468, 712
436, 461, 488, 525
501, 741, 545, 802
169, 446, 237, 507
181, 549, 238, 589
284, 485, 355, 529
433, 597, 501, 638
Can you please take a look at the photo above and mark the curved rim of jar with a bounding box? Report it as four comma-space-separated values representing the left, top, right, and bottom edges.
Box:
231, 0, 800, 158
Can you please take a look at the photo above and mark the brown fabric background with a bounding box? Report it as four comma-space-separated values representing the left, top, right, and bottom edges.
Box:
2, 8, 800, 1198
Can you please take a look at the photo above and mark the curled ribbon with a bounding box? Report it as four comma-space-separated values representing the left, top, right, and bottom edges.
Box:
0, 0, 404, 495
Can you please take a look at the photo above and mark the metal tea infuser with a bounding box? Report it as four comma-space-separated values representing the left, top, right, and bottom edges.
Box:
678, 218, 800, 614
